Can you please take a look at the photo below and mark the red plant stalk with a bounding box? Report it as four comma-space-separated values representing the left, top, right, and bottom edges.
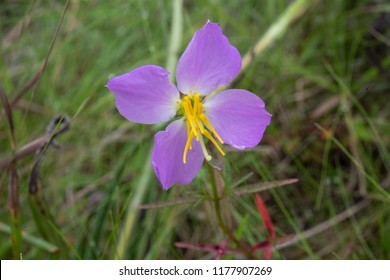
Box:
254, 193, 275, 259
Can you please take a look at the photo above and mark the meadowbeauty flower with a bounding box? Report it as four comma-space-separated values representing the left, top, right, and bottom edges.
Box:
107, 20, 271, 190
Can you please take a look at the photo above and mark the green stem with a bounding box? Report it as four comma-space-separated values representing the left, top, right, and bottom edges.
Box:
214, 0, 317, 95
166, 0, 183, 79
208, 165, 257, 259
242, 0, 316, 69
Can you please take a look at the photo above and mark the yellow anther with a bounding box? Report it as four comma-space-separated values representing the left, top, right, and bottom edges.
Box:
181, 93, 225, 164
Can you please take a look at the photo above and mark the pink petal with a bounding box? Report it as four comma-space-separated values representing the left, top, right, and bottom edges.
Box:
107, 65, 179, 124
152, 119, 204, 190
204, 89, 271, 149
176, 21, 241, 95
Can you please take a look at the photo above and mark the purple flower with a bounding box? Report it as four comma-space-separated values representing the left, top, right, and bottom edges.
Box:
107, 21, 271, 190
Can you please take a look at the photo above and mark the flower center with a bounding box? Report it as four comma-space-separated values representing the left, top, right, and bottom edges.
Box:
180, 93, 225, 164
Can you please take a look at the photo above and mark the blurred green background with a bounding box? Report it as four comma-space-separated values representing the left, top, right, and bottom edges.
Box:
0, 0, 389, 259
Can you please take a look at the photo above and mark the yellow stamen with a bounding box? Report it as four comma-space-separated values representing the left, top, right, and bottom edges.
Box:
193, 94, 201, 141
185, 117, 193, 150
181, 93, 225, 164
193, 94, 199, 116
199, 114, 224, 144
183, 130, 195, 164
201, 129, 225, 156
182, 101, 198, 138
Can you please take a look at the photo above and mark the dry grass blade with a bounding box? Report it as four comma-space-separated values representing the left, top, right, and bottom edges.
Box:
0, 115, 71, 171
2, 13, 32, 49
139, 179, 298, 209
14, 0, 69, 110
11, 64, 44, 107
14, 100, 50, 115
310, 95, 341, 119
138, 197, 199, 209
0, 137, 47, 170
234, 178, 299, 196
275, 199, 370, 250
29, 115, 70, 194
